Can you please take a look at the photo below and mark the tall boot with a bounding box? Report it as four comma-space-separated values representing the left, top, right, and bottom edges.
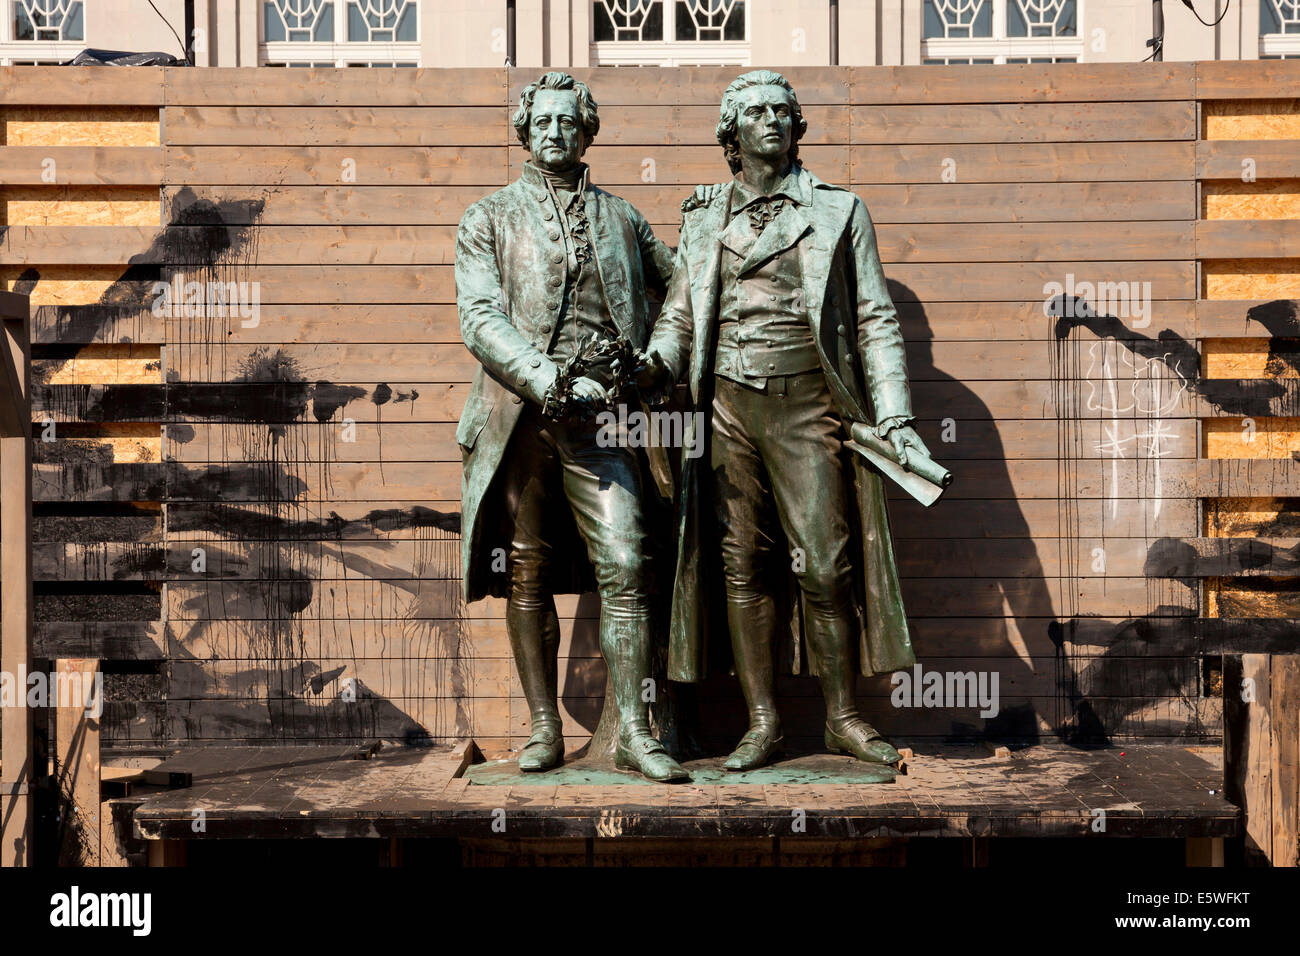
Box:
722, 597, 784, 771
507, 593, 565, 771
603, 601, 688, 782
806, 610, 901, 766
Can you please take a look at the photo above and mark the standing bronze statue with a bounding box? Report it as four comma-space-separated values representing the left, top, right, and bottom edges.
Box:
642, 70, 930, 771
454, 72, 689, 781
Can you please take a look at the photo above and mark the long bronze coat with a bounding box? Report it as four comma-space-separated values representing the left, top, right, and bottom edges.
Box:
455, 166, 674, 603
646, 165, 917, 680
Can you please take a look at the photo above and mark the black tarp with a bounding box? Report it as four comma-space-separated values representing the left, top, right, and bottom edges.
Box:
63, 48, 183, 66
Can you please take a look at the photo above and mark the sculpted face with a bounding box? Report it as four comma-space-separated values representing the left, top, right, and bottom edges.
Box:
528, 88, 584, 172
733, 84, 795, 169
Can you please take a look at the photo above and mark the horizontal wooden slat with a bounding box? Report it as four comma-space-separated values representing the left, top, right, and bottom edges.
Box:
1197, 221, 1300, 260
162, 576, 1196, 621
162, 181, 1196, 226
156, 612, 1294, 661
0, 66, 163, 105
161, 417, 1198, 463
161, 104, 848, 147
1196, 60, 1300, 100
1197, 140, 1300, 179
0, 146, 162, 185
65, 261, 1190, 308
32, 378, 1204, 426
148, 338, 1209, 382
853, 63, 1196, 104
5, 221, 1196, 268
507, 66, 851, 105
1198, 460, 1300, 497
32, 457, 1215, 505
850, 102, 1196, 144
34, 621, 166, 659
31, 534, 1235, 584
165, 145, 507, 186
165, 66, 507, 106
1196, 299, 1300, 338
27, 300, 1195, 349
851, 141, 1194, 184
163, 106, 511, 146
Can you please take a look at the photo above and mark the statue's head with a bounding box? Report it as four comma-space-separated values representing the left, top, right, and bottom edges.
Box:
716, 70, 807, 175
513, 71, 600, 172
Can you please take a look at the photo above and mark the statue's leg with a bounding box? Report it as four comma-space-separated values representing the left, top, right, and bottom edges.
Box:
762, 373, 902, 766
500, 413, 565, 771
711, 378, 784, 771
557, 424, 687, 782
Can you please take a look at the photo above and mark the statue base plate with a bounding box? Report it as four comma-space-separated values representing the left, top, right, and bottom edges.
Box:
464, 752, 898, 786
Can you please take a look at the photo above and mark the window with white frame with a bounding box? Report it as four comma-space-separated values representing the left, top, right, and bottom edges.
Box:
260, 0, 419, 67
591, 0, 749, 66
0, 0, 84, 65
1261, 1, 1300, 58
922, 0, 1082, 65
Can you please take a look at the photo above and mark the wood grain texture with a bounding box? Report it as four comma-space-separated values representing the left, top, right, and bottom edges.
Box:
0, 64, 1245, 756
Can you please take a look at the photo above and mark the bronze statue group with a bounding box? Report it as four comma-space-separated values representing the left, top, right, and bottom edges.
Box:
456, 70, 938, 782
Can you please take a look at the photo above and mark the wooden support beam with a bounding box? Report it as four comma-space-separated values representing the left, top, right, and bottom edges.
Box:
1224, 653, 1300, 866
54, 658, 102, 867
0, 293, 32, 868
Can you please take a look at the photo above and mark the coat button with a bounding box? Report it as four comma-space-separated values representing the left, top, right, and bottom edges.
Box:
536, 192, 547, 202
512, 395, 523, 404
844, 353, 853, 362
768, 362, 776, 371
530, 358, 541, 368
548, 275, 561, 287
547, 300, 559, 310
544, 210, 555, 221
837, 325, 847, 335
551, 252, 563, 263
517, 377, 526, 387
549, 231, 561, 241
540, 324, 552, 333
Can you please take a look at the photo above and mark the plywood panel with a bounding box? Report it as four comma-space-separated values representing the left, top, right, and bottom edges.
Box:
2, 186, 159, 226
1204, 498, 1300, 537
2, 106, 159, 146
1203, 181, 1300, 220
0, 266, 154, 306
1204, 99, 1300, 140
1204, 417, 1300, 459
1204, 259, 1300, 300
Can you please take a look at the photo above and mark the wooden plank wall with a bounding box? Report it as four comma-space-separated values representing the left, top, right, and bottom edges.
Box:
1196, 64, 1300, 866
3, 63, 1297, 760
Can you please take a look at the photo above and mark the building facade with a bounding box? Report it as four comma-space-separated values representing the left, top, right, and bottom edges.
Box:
0, 1, 1295, 68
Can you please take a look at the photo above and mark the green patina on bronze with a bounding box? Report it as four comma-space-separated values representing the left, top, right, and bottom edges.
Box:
455, 72, 686, 782
457, 70, 938, 783
645, 70, 935, 774
464, 753, 898, 787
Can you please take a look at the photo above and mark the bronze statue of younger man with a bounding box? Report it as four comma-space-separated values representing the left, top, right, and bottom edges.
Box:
643, 71, 928, 770
454, 72, 689, 781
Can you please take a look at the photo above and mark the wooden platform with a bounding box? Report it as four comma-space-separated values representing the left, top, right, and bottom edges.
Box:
127, 742, 1239, 842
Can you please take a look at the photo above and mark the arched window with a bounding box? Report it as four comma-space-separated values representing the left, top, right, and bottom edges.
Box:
261, 0, 420, 67
923, 0, 1082, 65
592, 0, 749, 66
1, 0, 85, 65
1261, 1, 1300, 59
